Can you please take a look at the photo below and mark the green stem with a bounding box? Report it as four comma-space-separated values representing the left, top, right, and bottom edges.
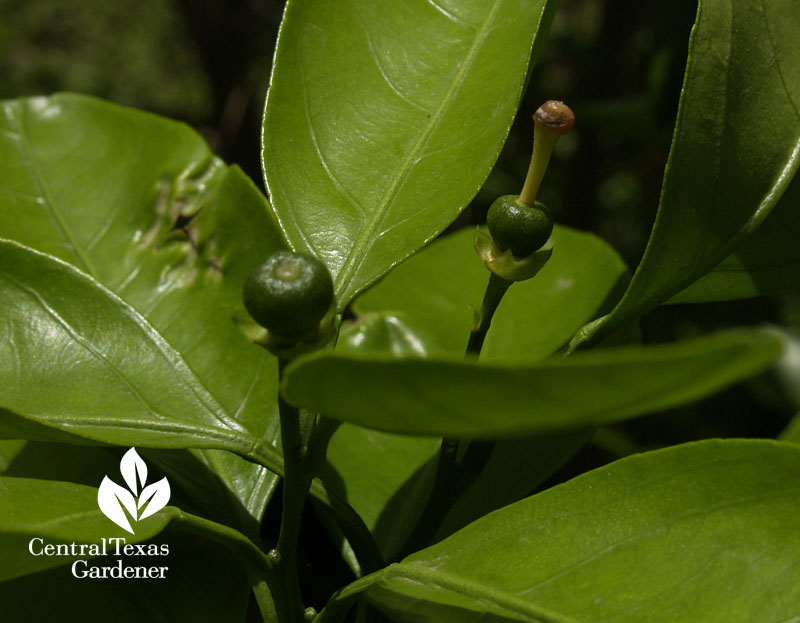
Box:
174, 511, 287, 621
449, 272, 512, 511
252, 582, 281, 622
276, 366, 306, 622
466, 271, 513, 355
241, 411, 384, 577
276, 358, 344, 622
398, 272, 511, 559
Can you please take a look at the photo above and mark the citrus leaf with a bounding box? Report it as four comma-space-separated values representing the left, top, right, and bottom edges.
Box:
0, 93, 287, 523
262, 0, 557, 308
669, 173, 800, 303
283, 330, 782, 437
324, 440, 800, 623
0, 476, 269, 584
0, 240, 279, 472
571, 0, 800, 347
0, 530, 250, 623
353, 226, 628, 359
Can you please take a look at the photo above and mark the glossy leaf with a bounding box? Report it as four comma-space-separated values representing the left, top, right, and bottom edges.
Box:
0, 243, 379, 575
0, 93, 287, 521
572, 0, 800, 347
262, 0, 557, 308
283, 330, 782, 437
340, 312, 450, 357
354, 226, 628, 358
0, 240, 279, 471
322, 315, 440, 563
670, 173, 800, 303
347, 440, 800, 623
333, 311, 593, 552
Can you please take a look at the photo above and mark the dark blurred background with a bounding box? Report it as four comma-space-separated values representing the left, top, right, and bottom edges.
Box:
3, 0, 798, 610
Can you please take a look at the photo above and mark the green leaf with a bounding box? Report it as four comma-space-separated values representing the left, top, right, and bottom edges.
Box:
321, 425, 439, 561
0, 240, 280, 472
262, 0, 557, 308
283, 330, 782, 437
340, 312, 450, 357
0, 442, 261, 536
353, 226, 628, 359
0, 530, 251, 622
435, 429, 593, 539
670, 173, 800, 303
323, 315, 440, 564
0, 443, 121, 485
329, 440, 800, 623
0, 476, 269, 582
571, 0, 800, 347
0, 93, 287, 522
333, 312, 593, 551
0, 475, 273, 619
0, 240, 379, 576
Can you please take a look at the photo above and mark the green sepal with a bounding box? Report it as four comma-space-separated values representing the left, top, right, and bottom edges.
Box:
253, 307, 341, 361
474, 228, 552, 282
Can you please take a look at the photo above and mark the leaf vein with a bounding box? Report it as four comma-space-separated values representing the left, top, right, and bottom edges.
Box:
3, 103, 100, 281
361, 20, 433, 115
333, 0, 504, 297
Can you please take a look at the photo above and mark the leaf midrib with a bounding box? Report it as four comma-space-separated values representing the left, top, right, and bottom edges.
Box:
332, 0, 504, 299
4, 102, 100, 281
380, 564, 581, 623
384, 481, 800, 623
0, 262, 248, 439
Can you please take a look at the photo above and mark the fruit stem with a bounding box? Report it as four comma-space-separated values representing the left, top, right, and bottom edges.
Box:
467, 271, 513, 354
397, 102, 573, 562
519, 100, 575, 206
275, 360, 340, 622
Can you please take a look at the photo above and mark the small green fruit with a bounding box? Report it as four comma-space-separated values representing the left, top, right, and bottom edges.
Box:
243, 251, 334, 342
487, 195, 553, 257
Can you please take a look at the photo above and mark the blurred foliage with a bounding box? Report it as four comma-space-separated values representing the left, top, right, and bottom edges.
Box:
0, 0, 280, 174
0, 0, 213, 119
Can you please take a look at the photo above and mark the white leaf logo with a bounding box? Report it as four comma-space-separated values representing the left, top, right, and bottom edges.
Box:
97, 448, 170, 534
120, 446, 147, 495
